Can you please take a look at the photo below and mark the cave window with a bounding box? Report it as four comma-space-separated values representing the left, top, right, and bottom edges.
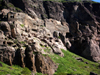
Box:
10, 15, 14, 18
66, 33, 72, 38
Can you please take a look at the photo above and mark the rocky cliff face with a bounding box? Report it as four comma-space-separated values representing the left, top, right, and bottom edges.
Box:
0, 0, 100, 75
13, 0, 100, 62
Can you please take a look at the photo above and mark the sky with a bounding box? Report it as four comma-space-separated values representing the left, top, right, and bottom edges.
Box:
92, 0, 100, 3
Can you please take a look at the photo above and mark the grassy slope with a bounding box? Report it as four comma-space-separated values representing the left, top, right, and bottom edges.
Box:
0, 61, 31, 75
0, 49, 100, 75
49, 49, 100, 75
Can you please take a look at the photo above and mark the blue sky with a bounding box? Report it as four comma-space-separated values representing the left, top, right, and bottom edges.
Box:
92, 0, 100, 3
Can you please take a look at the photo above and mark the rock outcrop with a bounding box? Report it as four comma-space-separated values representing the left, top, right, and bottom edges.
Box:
0, 9, 61, 75
25, 45, 36, 72
35, 53, 58, 75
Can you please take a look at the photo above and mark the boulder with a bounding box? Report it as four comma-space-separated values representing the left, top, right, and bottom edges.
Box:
24, 45, 36, 72
44, 38, 65, 56
35, 53, 58, 75
65, 38, 72, 50
31, 37, 46, 54
26, 8, 38, 19
52, 44, 64, 56
82, 39, 100, 62
0, 46, 15, 66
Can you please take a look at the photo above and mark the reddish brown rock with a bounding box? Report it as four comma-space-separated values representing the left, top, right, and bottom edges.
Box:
35, 53, 58, 75
0, 46, 15, 66
25, 45, 36, 72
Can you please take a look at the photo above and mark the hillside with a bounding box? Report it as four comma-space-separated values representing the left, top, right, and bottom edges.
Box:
0, 0, 100, 75
0, 61, 31, 75
0, 50, 100, 75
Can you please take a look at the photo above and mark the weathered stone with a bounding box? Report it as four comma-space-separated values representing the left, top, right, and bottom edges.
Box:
25, 45, 36, 72
52, 43, 64, 57
42, 38, 64, 57
45, 19, 69, 35
35, 53, 58, 75
26, 8, 38, 19
0, 46, 15, 66
82, 40, 100, 62
0, 22, 11, 36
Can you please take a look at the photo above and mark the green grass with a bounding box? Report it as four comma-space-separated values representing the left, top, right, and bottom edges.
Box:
20, 24, 25, 27
0, 61, 31, 75
58, 36, 60, 39
7, 3, 15, 8
49, 49, 100, 75
40, 44, 51, 53
21, 67, 31, 75
0, 49, 100, 75
14, 39, 18, 44
44, 47, 51, 53
15, 7, 22, 12
20, 41, 26, 44
35, 72, 47, 75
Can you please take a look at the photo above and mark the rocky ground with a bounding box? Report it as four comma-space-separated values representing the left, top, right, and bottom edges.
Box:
0, 0, 100, 75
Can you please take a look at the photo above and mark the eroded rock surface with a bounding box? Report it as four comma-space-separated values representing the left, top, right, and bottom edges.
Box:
35, 53, 58, 75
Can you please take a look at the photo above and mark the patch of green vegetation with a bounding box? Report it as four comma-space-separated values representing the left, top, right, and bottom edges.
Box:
33, 52, 36, 54
20, 41, 26, 44
44, 47, 51, 53
0, 61, 31, 75
15, 7, 22, 12
43, 14, 48, 18
0, 0, 3, 2
49, 49, 100, 75
40, 25, 44, 27
42, 54, 48, 57
40, 44, 51, 53
6, 3, 22, 12
21, 67, 31, 75
58, 36, 60, 39
35, 72, 47, 75
91, 1, 98, 3
33, 52, 38, 55
7, 3, 15, 8
40, 44, 45, 47
20, 24, 24, 27
14, 39, 18, 44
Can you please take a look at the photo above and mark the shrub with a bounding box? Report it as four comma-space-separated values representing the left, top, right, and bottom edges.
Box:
21, 67, 31, 75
